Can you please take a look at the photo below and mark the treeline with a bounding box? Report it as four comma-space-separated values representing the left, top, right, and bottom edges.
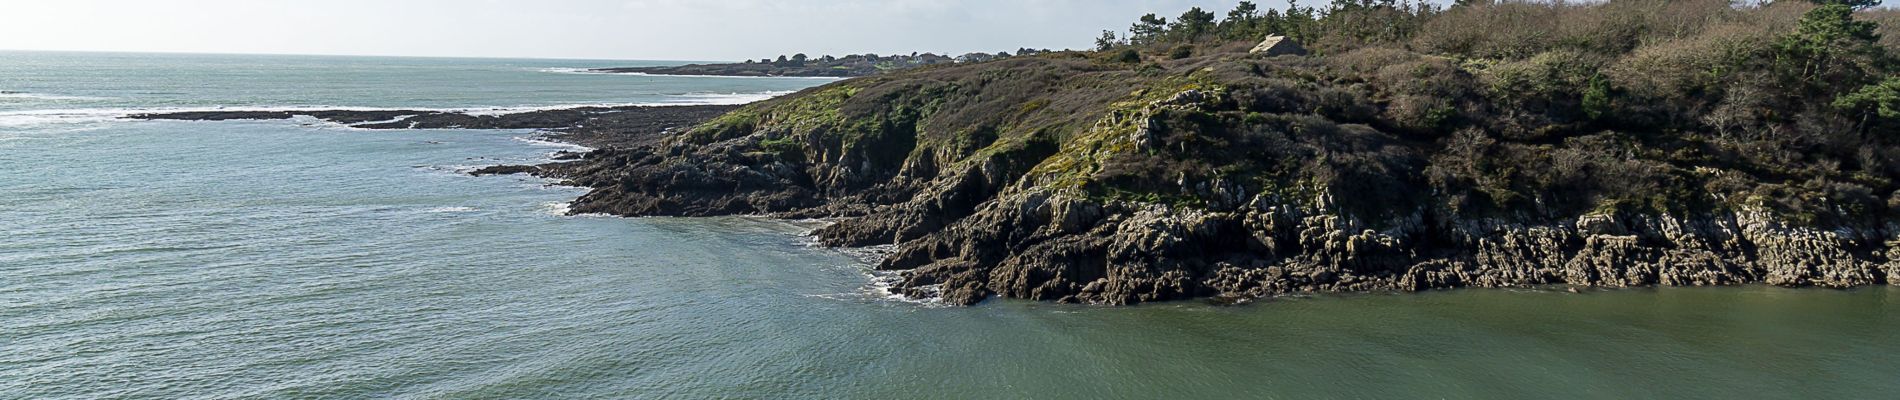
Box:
1095, 0, 1443, 51
746, 48, 1059, 67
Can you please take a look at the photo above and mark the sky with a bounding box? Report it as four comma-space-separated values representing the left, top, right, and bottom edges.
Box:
0, 0, 1312, 61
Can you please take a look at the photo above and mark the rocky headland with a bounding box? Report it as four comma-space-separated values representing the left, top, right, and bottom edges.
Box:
140, 1, 1900, 306
492, 1, 1900, 305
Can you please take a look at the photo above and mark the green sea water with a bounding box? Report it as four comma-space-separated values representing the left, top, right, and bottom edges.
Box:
2, 51, 1896, 398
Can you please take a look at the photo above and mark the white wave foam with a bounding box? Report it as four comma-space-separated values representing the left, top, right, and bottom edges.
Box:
661, 91, 794, 105
0, 109, 127, 128
803, 244, 949, 307
539, 201, 613, 218
541, 201, 572, 216
511, 136, 593, 152
537, 67, 849, 81
536, 67, 598, 75
425, 206, 478, 213
0, 91, 791, 129
608, 71, 851, 81
866, 269, 949, 307
0, 92, 115, 101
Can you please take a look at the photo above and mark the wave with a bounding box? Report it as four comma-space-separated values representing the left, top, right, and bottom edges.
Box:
0, 91, 791, 128
539, 201, 613, 218
510, 136, 594, 152
610, 72, 851, 81
537, 67, 850, 81
646, 90, 793, 106
535, 67, 602, 75
799, 243, 949, 307
0, 109, 126, 128
0, 91, 116, 101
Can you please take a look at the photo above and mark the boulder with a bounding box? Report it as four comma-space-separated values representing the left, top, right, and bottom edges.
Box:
1250, 35, 1307, 56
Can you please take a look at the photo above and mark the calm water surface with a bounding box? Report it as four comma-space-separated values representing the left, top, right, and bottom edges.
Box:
2, 51, 1895, 398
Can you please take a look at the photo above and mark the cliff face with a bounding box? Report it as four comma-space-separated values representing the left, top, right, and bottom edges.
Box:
540, 50, 1899, 305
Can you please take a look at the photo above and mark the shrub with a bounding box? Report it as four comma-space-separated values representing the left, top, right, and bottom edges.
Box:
1604, 20, 1783, 99
1581, 75, 1612, 120
1835, 76, 1900, 120
1169, 45, 1195, 60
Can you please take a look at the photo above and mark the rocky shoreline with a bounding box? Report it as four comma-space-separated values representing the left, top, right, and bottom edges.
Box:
518, 52, 1900, 306
129, 54, 1899, 306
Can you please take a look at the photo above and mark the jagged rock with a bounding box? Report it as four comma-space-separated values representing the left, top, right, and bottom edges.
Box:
470, 165, 538, 176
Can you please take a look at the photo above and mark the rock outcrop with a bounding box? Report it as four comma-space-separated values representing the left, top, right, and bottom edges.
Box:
1250, 35, 1307, 56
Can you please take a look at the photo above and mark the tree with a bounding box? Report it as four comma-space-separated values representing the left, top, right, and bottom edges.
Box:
1228, 1, 1260, 22
1131, 13, 1169, 44
1223, 1, 1262, 38
1775, 4, 1883, 84
1806, 0, 1883, 11
1582, 75, 1613, 120
1836, 77, 1900, 121
1173, 7, 1219, 38
1261, 9, 1286, 35
1283, 0, 1320, 42
1096, 30, 1123, 51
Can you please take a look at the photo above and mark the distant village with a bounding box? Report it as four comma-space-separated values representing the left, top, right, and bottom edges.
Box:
745, 48, 1057, 68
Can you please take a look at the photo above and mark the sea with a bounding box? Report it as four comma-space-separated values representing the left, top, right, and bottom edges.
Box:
2, 50, 1896, 399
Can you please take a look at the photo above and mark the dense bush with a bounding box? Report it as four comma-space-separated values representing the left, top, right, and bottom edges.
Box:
1168, 45, 1195, 59
1081, 0, 1900, 224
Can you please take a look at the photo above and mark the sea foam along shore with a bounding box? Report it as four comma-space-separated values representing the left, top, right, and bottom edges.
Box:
539, 67, 850, 81
3, 91, 786, 129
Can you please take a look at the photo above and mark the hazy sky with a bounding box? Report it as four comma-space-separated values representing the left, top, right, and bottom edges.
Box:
0, 0, 1311, 61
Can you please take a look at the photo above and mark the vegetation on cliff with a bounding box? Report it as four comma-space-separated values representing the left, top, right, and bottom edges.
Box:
546, 0, 1900, 305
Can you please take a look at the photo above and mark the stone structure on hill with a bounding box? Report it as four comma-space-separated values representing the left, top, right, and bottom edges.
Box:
1251, 35, 1307, 56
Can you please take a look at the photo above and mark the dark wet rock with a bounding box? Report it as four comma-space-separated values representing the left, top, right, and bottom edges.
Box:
130, 111, 304, 121
470, 165, 539, 176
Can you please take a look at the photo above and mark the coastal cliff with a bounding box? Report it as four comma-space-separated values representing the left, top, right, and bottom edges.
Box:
527, 1, 1900, 305
135, 1, 1900, 305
